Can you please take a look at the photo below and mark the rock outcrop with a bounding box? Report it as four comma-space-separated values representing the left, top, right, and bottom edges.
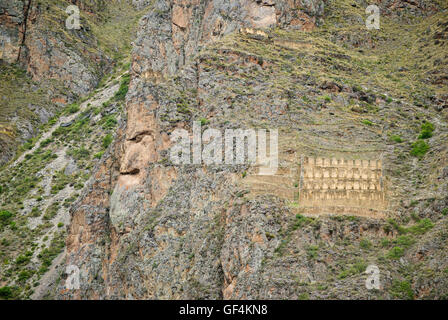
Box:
0, 0, 447, 301
132, 0, 325, 81
0, 0, 149, 166
1, 0, 109, 96
0, 0, 28, 63
58, 0, 448, 300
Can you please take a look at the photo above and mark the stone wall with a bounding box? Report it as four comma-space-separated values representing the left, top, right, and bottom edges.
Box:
298, 156, 387, 218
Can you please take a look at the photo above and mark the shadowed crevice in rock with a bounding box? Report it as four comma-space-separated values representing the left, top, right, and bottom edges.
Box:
121, 168, 141, 176
16, 0, 31, 62
127, 130, 153, 143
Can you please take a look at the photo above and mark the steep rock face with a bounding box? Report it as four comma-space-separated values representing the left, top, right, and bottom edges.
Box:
19, 1, 109, 97
1, 0, 109, 96
0, 0, 152, 166
381, 0, 439, 16
59, 0, 448, 300
132, 0, 325, 80
61, 0, 327, 300
0, 0, 109, 167
0, 0, 27, 63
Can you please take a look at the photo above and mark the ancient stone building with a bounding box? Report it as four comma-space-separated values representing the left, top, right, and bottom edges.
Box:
298, 156, 387, 218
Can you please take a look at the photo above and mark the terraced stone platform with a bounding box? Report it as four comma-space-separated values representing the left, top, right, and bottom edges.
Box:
298, 156, 387, 218
243, 153, 388, 219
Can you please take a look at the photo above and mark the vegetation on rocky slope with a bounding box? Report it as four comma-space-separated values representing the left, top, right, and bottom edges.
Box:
1, 0, 447, 300
51, 0, 447, 300
0, 69, 129, 299
0, 0, 148, 166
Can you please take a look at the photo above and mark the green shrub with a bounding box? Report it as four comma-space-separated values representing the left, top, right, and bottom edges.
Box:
407, 218, 434, 234
68, 147, 90, 161
103, 116, 117, 129
48, 117, 58, 126
50, 171, 72, 195
30, 207, 41, 217
17, 270, 34, 282
94, 151, 104, 159
66, 103, 80, 115
360, 238, 372, 249
380, 238, 390, 248
199, 118, 209, 126
102, 100, 111, 109
395, 235, 414, 248
0, 286, 12, 299
52, 126, 69, 137
391, 135, 403, 143
0, 210, 13, 222
390, 280, 414, 300
74, 182, 84, 190
410, 140, 429, 158
361, 119, 373, 126
38, 232, 66, 274
306, 245, 319, 259
292, 214, 312, 230
103, 134, 113, 149
338, 260, 367, 279
43, 202, 59, 220
418, 121, 434, 139
0, 210, 13, 228
15, 254, 31, 266
387, 246, 404, 259
298, 293, 309, 300
114, 74, 130, 101
21, 140, 34, 151
40, 138, 53, 148
353, 85, 362, 92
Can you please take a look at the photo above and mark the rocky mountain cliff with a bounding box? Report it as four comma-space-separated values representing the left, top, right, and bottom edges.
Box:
1, 0, 448, 300
0, 0, 147, 164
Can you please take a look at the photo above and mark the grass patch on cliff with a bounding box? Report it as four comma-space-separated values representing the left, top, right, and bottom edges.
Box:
0, 64, 53, 165
390, 280, 414, 300
418, 121, 435, 139
88, 0, 149, 62
113, 74, 130, 101
37, 231, 66, 275
292, 214, 313, 230
386, 218, 434, 236
0, 72, 124, 297
338, 259, 367, 279
387, 246, 404, 260
102, 134, 113, 149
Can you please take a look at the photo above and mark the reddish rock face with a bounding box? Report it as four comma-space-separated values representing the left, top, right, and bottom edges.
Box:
1, 0, 109, 96
0, 0, 27, 63
58, 0, 448, 300
59, 0, 329, 300
132, 0, 325, 81
0, 0, 115, 165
